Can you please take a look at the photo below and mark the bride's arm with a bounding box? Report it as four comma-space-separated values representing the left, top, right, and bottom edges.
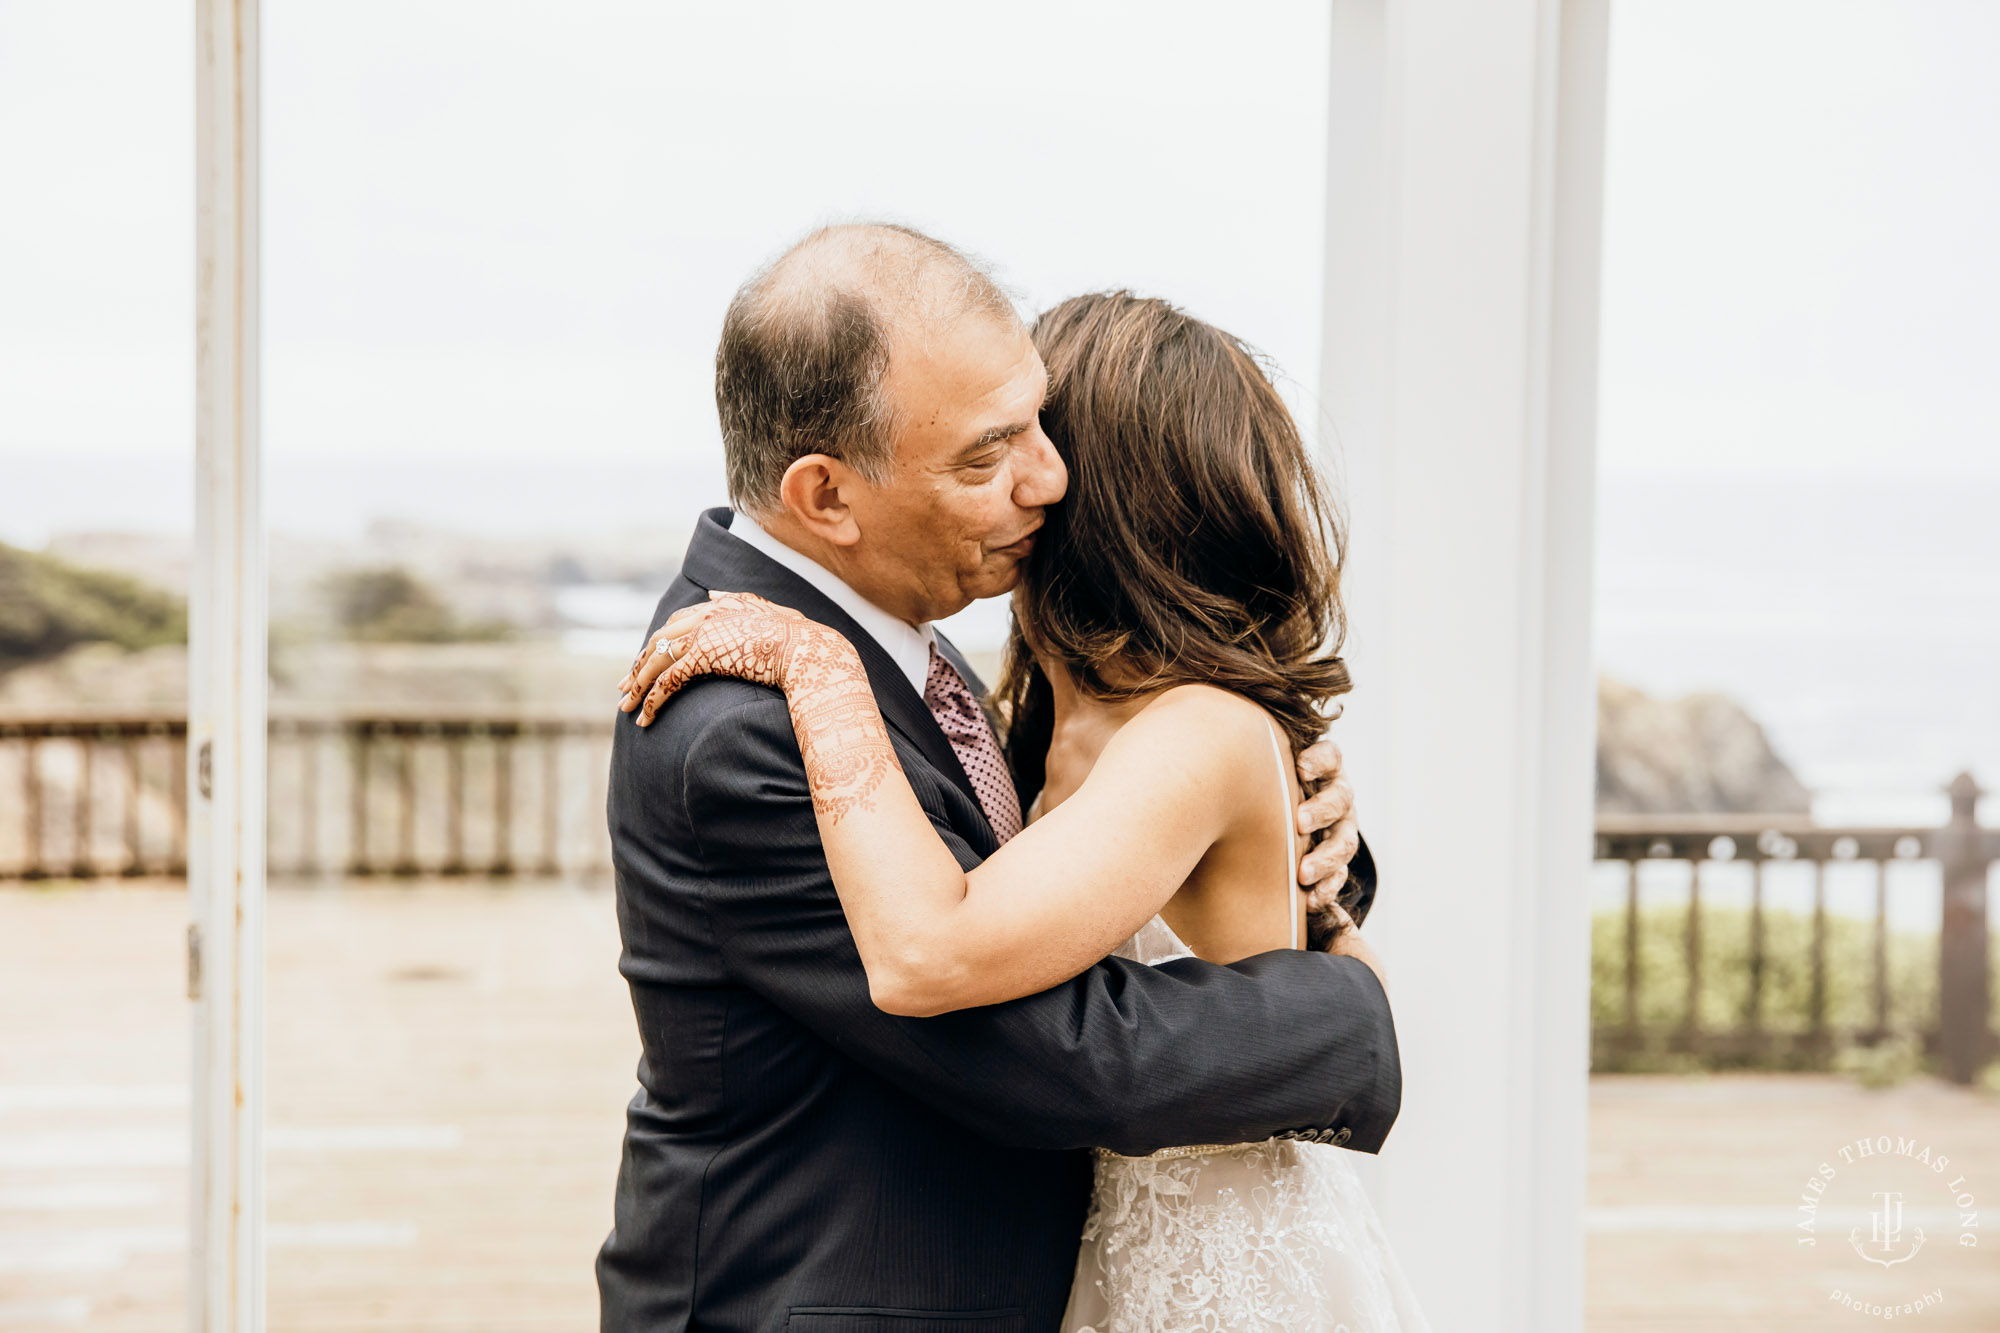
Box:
620, 594, 1255, 1017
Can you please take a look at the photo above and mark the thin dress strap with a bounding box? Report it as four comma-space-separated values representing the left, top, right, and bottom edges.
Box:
1265, 718, 1300, 952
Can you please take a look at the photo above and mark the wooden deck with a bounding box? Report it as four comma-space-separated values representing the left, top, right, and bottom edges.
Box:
1, 883, 1994, 1331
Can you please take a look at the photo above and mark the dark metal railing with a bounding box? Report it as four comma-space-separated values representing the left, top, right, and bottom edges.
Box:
0, 712, 614, 882
1593, 774, 1998, 1084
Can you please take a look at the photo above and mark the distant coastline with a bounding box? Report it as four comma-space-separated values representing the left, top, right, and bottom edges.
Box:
5, 450, 1996, 826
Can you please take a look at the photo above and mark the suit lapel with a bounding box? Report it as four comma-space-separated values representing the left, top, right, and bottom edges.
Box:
679, 509, 985, 821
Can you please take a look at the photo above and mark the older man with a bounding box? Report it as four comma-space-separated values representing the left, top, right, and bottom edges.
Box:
596, 224, 1397, 1333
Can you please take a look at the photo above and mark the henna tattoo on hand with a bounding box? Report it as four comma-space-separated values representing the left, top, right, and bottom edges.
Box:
633, 594, 901, 824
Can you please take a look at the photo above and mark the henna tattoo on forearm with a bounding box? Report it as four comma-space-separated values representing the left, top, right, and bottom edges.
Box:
788, 676, 899, 823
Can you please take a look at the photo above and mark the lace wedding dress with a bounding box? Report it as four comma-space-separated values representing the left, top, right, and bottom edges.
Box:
1057, 723, 1431, 1333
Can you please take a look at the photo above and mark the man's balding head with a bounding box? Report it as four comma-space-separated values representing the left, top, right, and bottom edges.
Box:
717, 223, 1019, 515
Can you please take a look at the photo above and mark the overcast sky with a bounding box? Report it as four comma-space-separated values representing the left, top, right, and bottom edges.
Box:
1598, 0, 2000, 477
4, 1, 1997, 806
4, 0, 1997, 533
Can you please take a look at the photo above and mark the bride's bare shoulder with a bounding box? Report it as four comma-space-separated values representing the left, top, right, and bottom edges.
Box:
1114, 683, 1283, 781
1136, 681, 1277, 727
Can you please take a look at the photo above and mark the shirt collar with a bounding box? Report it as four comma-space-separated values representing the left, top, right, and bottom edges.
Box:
730, 512, 936, 695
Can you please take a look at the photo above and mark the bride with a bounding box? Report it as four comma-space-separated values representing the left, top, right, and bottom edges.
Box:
622, 291, 1430, 1333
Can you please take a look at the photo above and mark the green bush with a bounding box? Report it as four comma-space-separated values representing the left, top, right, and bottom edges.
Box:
1590, 905, 1946, 1035
1591, 904, 2000, 1071
0, 543, 185, 667
1834, 1034, 1924, 1089
318, 567, 508, 643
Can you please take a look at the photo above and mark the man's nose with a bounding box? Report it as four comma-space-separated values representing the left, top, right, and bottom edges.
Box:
1014, 426, 1067, 510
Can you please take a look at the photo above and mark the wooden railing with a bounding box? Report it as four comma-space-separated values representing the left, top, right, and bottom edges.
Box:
6, 712, 1993, 1081
1593, 774, 1998, 1084
0, 712, 614, 882
1, 717, 190, 879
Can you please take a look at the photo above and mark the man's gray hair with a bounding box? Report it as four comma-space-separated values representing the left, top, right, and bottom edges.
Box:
716, 223, 1019, 515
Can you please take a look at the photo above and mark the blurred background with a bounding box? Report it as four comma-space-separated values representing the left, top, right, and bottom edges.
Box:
2, 1, 1996, 1330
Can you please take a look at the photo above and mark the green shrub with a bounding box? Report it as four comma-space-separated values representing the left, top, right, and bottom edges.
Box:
1590, 905, 2000, 1078
0, 543, 185, 667
318, 567, 508, 643
1590, 904, 1946, 1038
1834, 1034, 1924, 1089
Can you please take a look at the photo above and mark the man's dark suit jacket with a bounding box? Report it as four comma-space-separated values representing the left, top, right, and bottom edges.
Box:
597, 508, 1401, 1333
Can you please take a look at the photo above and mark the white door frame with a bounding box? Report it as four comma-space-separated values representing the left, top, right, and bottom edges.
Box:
181, 1, 1609, 1326
190, 1, 266, 1328
1318, 2, 1609, 1329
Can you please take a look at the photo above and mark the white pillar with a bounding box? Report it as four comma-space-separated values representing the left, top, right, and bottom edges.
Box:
190, 1, 265, 1329
1318, 2, 1608, 1330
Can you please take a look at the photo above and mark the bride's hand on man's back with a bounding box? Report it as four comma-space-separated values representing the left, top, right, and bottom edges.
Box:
1293, 729, 1365, 950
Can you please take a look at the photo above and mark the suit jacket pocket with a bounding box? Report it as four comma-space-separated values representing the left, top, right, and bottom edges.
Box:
785, 1307, 1025, 1333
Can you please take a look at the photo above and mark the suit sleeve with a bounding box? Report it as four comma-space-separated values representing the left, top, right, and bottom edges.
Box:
670, 691, 1402, 1156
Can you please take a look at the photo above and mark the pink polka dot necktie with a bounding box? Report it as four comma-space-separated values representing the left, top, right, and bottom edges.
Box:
923, 644, 1023, 845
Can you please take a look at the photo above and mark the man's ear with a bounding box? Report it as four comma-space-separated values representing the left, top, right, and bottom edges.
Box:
777, 454, 865, 547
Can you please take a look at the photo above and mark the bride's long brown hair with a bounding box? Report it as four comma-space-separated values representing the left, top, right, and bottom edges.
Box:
998, 291, 1351, 798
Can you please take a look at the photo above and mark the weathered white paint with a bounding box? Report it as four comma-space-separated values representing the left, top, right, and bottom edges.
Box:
190, 2, 265, 1330
1317, 1, 1608, 1329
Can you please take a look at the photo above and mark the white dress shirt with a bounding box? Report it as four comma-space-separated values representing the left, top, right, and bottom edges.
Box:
729, 512, 936, 696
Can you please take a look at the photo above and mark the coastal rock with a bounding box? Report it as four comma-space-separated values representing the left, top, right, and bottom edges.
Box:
1597, 676, 1811, 814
